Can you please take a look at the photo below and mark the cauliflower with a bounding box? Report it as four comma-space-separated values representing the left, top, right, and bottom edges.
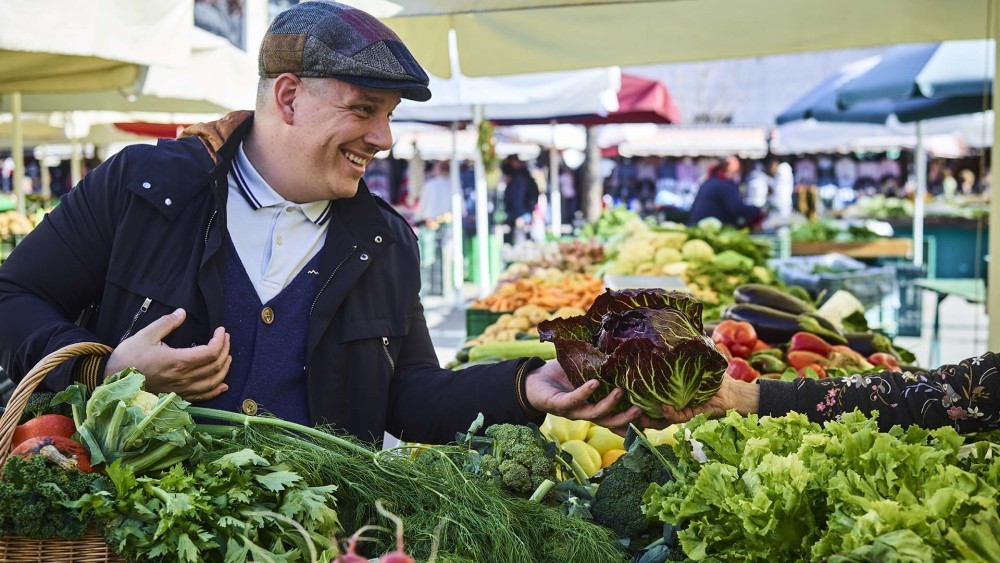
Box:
128, 390, 159, 414
680, 239, 715, 262
654, 247, 682, 266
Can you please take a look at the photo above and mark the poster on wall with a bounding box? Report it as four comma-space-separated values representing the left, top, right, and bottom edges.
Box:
195, 0, 246, 50
269, 0, 300, 22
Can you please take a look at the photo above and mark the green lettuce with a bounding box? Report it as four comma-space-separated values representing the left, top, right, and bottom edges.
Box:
537, 288, 726, 415
643, 411, 1000, 562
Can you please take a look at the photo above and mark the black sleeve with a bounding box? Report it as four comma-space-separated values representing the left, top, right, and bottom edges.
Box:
758, 352, 1000, 432
0, 150, 127, 389
386, 298, 545, 444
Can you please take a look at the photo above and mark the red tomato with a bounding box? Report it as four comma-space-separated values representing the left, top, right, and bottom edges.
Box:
725, 358, 761, 382
712, 320, 758, 358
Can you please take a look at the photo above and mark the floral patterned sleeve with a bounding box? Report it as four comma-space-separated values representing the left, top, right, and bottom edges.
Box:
757, 352, 1000, 432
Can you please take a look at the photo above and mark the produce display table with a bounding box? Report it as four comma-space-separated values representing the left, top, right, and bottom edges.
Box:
790, 238, 913, 259
913, 278, 987, 366
889, 217, 988, 278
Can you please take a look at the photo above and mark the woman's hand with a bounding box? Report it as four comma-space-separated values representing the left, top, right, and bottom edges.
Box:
658, 375, 760, 424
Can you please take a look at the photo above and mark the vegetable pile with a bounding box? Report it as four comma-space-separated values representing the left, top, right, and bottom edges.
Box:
538, 288, 727, 414
643, 411, 1000, 562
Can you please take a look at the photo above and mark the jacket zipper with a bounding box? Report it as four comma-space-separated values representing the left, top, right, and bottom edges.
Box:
119, 298, 152, 343
309, 245, 357, 317
204, 210, 217, 246
381, 337, 396, 373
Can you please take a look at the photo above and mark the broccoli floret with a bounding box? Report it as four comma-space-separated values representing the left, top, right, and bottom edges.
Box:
592, 442, 675, 540
0, 455, 111, 539
480, 423, 555, 495
20, 391, 73, 424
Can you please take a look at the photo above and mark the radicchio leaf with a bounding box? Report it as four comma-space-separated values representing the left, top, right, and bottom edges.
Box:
537, 315, 598, 343
597, 308, 702, 354
587, 288, 704, 332
549, 338, 608, 390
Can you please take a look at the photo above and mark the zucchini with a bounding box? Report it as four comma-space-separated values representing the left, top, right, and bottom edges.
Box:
733, 284, 815, 315
468, 340, 557, 362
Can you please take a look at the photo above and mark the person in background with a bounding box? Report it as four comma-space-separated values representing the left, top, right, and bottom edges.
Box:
0, 1, 642, 445
660, 352, 1000, 434
941, 167, 958, 200
959, 169, 977, 195
771, 159, 795, 219
559, 164, 577, 225
414, 160, 453, 225
688, 156, 764, 228
501, 156, 539, 244
745, 161, 772, 208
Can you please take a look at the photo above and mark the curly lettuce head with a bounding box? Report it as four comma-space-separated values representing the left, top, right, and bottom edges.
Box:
537, 288, 726, 416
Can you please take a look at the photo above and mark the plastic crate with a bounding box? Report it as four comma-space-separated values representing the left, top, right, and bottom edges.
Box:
465, 307, 510, 338
770, 254, 896, 310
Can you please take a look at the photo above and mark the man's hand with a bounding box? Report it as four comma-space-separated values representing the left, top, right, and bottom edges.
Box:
104, 308, 232, 401
658, 375, 760, 424
524, 359, 643, 435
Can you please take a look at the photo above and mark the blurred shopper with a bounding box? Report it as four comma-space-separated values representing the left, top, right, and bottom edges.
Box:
745, 161, 772, 208
959, 169, 977, 195
941, 167, 958, 200
688, 156, 764, 228
501, 156, 539, 244
0, 1, 641, 444
771, 159, 795, 219
414, 160, 453, 225
559, 164, 577, 224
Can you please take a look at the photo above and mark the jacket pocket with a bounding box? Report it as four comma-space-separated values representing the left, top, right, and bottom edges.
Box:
338, 318, 408, 374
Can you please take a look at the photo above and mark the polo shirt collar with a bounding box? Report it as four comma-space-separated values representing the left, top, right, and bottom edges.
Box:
231, 142, 332, 226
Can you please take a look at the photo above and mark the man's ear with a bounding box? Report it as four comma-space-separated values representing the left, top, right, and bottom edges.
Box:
272, 73, 301, 125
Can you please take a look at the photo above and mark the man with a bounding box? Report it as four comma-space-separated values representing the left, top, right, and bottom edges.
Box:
688, 156, 763, 228
414, 160, 453, 225
501, 156, 539, 244
0, 1, 640, 444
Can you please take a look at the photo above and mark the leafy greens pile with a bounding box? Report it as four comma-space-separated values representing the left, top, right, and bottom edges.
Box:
643, 411, 1000, 562
538, 288, 727, 414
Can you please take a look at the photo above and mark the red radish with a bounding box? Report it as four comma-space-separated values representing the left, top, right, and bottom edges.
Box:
376, 500, 415, 563
8, 436, 92, 473
11, 414, 76, 449
334, 524, 386, 563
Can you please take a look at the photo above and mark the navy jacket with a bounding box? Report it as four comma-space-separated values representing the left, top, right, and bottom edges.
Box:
0, 112, 540, 444
688, 177, 763, 227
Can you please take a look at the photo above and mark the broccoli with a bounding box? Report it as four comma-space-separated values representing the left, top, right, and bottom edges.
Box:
20, 391, 73, 424
592, 441, 676, 540
0, 455, 111, 539
479, 423, 555, 496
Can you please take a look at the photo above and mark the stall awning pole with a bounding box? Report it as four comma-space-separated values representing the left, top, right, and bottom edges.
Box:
913, 121, 926, 268
989, 0, 1000, 351
449, 120, 465, 308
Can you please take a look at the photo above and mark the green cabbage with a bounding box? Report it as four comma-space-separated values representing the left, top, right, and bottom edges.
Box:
537, 289, 726, 415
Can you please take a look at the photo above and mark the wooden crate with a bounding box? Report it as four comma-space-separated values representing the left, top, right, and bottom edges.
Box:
791, 238, 913, 259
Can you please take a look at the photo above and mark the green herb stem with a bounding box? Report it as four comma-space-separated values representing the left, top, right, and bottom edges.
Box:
188, 406, 372, 458
529, 479, 556, 502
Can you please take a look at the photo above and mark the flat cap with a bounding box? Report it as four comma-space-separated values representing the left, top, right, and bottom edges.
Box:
260, 1, 431, 102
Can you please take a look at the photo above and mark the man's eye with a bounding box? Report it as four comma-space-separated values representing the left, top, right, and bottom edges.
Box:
355, 106, 373, 115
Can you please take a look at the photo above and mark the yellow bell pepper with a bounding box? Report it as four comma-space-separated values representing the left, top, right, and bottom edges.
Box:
560, 439, 602, 478
586, 425, 625, 457
601, 449, 627, 468
540, 414, 591, 444
643, 425, 680, 447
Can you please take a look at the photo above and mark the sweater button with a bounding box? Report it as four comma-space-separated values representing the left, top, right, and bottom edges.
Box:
261, 307, 274, 324
241, 399, 258, 416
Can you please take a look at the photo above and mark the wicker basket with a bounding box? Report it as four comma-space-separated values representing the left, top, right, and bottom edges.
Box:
0, 342, 124, 563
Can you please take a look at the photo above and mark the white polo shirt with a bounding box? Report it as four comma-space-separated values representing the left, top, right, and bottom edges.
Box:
227, 143, 331, 304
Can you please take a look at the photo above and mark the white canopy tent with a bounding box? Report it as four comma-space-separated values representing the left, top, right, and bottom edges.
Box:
349, 0, 1000, 350
0, 0, 193, 213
